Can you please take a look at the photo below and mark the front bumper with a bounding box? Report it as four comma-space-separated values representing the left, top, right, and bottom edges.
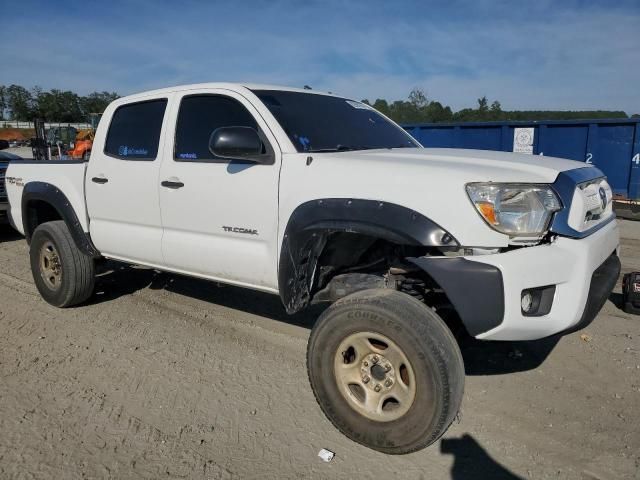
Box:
410, 218, 620, 341
469, 218, 620, 340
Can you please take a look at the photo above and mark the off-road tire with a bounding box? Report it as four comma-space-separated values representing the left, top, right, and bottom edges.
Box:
30, 220, 95, 307
307, 289, 464, 454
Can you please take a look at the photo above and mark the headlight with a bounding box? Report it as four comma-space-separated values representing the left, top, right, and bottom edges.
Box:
466, 183, 562, 236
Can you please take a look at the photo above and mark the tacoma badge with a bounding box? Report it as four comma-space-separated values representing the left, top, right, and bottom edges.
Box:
222, 226, 258, 235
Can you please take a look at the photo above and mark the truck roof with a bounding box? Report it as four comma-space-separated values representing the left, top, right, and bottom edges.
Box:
118, 82, 344, 103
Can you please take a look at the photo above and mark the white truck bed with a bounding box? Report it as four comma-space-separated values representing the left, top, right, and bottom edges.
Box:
5, 161, 89, 235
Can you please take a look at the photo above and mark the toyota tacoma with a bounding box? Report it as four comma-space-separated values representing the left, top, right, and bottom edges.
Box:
4, 83, 621, 454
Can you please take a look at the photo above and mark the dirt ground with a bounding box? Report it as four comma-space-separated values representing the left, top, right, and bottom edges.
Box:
0, 221, 638, 480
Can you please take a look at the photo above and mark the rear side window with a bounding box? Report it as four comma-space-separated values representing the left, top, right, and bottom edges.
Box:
105, 99, 167, 160
174, 95, 258, 161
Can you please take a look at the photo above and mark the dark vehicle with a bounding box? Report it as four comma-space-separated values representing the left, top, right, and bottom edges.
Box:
0, 150, 22, 223
0, 140, 9, 150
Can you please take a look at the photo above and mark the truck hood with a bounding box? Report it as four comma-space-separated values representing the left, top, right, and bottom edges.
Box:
323, 148, 588, 184
281, 147, 598, 247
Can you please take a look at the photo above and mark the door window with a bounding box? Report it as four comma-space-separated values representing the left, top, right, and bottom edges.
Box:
174, 95, 260, 161
104, 99, 167, 160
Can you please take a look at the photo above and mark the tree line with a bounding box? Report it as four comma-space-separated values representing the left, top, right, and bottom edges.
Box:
361, 88, 635, 123
0, 84, 635, 124
0, 85, 119, 123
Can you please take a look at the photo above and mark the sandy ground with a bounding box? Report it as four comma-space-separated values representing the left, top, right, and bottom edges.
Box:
0, 220, 638, 480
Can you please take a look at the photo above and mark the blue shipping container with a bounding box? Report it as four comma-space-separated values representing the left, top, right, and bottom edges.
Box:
402, 118, 640, 200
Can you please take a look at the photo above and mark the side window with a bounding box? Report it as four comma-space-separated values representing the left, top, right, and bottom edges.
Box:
104, 99, 167, 160
174, 95, 259, 161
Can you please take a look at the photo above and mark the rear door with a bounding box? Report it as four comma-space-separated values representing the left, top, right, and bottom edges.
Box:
86, 97, 170, 265
158, 89, 281, 290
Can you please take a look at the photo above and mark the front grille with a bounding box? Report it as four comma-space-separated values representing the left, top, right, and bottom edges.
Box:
550, 167, 616, 239
567, 178, 614, 232
0, 166, 6, 201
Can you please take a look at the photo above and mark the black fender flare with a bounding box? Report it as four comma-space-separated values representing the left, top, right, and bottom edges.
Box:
21, 182, 100, 257
278, 198, 459, 313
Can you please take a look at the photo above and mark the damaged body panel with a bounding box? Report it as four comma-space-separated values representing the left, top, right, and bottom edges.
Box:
277, 198, 459, 313
407, 256, 505, 336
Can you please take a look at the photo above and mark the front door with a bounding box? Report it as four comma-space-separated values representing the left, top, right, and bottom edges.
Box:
86, 96, 170, 265
158, 90, 281, 291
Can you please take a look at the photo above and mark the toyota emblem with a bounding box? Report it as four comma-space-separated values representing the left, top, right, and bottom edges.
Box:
598, 187, 607, 210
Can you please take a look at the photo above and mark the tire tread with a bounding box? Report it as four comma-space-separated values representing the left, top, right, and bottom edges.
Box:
307, 289, 464, 454
30, 220, 95, 307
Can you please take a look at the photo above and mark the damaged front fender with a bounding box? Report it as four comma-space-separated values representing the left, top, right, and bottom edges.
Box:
278, 198, 459, 313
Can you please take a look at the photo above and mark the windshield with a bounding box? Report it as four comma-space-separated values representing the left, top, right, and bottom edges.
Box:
252, 90, 420, 153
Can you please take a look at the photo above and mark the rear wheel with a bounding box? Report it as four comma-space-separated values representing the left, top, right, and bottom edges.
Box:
30, 221, 95, 307
307, 289, 464, 454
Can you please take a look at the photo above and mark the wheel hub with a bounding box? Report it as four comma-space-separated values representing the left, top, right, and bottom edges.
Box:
362, 353, 395, 389
370, 363, 387, 381
39, 241, 62, 291
333, 331, 417, 422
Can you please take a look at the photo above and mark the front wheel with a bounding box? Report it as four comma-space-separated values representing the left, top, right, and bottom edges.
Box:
307, 289, 464, 454
29, 221, 95, 307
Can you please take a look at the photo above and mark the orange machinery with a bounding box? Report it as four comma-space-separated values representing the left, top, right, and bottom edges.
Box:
67, 128, 94, 160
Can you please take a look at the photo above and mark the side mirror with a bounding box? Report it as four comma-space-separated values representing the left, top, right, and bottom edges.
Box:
208, 126, 271, 163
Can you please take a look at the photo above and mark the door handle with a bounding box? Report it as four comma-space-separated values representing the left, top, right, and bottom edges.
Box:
161, 180, 185, 189
92, 176, 108, 184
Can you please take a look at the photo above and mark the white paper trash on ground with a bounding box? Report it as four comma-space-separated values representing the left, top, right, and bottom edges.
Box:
318, 449, 335, 462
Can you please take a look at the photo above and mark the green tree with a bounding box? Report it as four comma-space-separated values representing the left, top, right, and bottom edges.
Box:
424, 101, 453, 123
79, 91, 119, 117
388, 100, 421, 123
408, 88, 428, 109
372, 99, 391, 117
35, 89, 83, 122
5, 84, 34, 120
489, 100, 503, 120
0, 85, 6, 120
477, 96, 489, 112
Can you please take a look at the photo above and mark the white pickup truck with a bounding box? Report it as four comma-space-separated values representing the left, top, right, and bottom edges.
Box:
5, 83, 621, 454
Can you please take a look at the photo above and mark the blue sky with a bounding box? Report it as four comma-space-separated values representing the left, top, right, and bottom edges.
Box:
3, 0, 639, 113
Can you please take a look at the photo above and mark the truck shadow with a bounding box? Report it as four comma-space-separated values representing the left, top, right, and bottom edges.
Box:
456, 332, 560, 376
440, 434, 523, 479
93, 261, 321, 328
93, 261, 560, 376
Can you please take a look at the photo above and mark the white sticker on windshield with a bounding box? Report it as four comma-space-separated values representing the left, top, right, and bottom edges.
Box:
346, 100, 371, 110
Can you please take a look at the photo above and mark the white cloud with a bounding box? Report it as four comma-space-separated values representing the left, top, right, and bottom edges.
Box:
2, 0, 638, 113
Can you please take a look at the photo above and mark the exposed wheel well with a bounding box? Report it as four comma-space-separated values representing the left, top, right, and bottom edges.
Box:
278, 198, 459, 314
21, 182, 100, 258
307, 231, 465, 334
24, 200, 63, 241
313, 231, 424, 289
298, 231, 447, 305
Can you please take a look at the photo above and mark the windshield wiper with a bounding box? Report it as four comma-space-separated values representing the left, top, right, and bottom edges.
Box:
307, 145, 374, 153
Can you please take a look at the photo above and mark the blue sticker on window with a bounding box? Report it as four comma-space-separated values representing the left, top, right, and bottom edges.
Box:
118, 145, 149, 157
178, 153, 198, 159
298, 136, 310, 150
